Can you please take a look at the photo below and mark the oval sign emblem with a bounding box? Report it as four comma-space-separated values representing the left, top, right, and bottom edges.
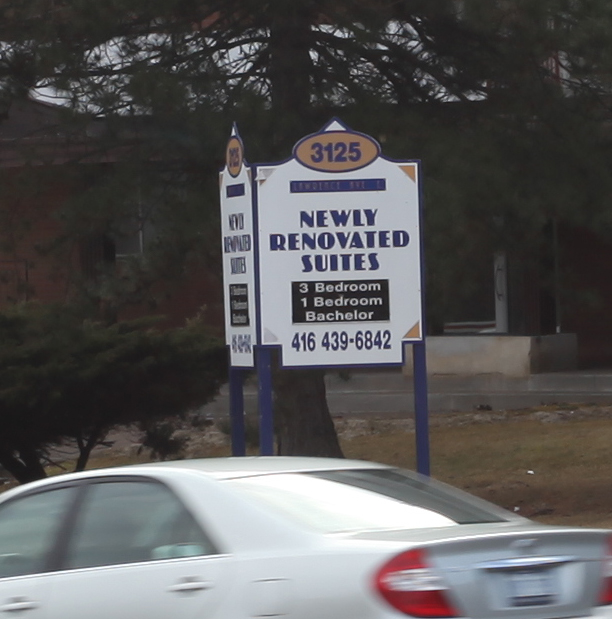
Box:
293, 130, 380, 173
226, 136, 244, 177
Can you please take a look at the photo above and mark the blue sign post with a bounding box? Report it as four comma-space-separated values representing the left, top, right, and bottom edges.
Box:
228, 366, 246, 456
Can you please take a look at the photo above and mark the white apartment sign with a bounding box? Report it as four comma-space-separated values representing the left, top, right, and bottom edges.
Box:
219, 127, 257, 367
254, 119, 423, 367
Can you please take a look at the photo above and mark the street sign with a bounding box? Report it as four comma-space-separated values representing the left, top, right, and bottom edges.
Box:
254, 119, 423, 367
220, 126, 257, 367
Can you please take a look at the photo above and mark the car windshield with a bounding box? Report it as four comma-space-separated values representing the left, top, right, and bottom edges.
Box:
226, 468, 514, 534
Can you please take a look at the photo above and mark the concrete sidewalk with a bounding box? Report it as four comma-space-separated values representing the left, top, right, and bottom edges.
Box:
202, 368, 612, 418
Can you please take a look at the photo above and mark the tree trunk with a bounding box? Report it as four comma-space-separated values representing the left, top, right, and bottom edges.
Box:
267, 5, 344, 458
75, 428, 105, 472
268, 4, 316, 142
274, 366, 343, 457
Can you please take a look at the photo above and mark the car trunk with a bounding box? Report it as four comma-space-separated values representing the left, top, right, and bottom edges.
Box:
353, 524, 610, 618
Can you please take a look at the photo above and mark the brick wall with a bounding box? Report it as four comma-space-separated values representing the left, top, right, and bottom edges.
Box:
0, 168, 75, 304
0, 166, 225, 332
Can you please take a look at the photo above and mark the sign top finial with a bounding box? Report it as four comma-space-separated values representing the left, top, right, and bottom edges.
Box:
226, 124, 245, 178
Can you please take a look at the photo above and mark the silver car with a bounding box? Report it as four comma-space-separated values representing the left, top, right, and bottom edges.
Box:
0, 456, 610, 618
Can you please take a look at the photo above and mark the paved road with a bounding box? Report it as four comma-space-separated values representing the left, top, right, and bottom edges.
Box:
202, 368, 612, 418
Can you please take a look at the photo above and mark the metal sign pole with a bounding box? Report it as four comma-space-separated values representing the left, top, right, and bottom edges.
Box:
413, 171, 430, 475
256, 347, 275, 455
228, 366, 246, 456
413, 342, 430, 475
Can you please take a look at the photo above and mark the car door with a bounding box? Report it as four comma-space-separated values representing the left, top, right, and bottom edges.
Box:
0, 485, 78, 619
47, 477, 233, 619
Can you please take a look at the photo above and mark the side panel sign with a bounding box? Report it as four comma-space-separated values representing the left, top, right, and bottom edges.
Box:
220, 128, 257, 367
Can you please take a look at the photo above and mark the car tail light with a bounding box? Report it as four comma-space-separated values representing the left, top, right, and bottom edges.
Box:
375, 548, 458, 617
599, 535, 612, 605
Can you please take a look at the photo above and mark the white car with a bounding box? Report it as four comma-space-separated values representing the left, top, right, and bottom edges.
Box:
0, 456, 610, 619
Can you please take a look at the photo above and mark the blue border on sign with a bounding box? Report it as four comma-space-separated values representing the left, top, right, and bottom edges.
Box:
252, 159, 424, 368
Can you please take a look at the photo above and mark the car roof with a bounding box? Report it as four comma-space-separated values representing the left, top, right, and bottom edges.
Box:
0, 457, 394, 499
1, 456, 393, 503
129, 456, 391, 479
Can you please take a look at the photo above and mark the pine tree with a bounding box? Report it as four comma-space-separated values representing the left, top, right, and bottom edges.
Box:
0, 303, 226, 483
1, 0, 611, 456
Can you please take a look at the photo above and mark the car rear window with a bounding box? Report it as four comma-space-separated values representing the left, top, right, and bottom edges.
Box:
226, 468, 512, 534
309, 469, 512, 525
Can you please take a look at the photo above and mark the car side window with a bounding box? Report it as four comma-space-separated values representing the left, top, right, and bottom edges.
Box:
65, 480, 215, 569
0, 487, 76, 579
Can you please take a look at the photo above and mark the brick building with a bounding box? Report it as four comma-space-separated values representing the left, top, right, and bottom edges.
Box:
0, 97, 224, 329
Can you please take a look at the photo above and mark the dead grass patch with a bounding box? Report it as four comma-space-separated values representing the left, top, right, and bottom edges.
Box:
340, 410, 612, 528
